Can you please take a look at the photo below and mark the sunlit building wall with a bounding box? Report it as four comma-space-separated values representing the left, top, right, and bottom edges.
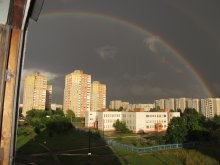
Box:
201, 98, 220, 118
63, 70, 91, 117
164, 98, 175, 111
51, 103, 63, 110
175, 98, 186, 112
23, 72, 47, 116
91, 81, 106, 111
85, 111, 180, 133
155, 99, 165, 109
215, 98, 220, 116
109, 100, 123, 110
186, 98, 200, 112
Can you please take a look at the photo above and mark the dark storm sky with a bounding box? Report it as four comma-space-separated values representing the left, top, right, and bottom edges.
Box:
23, 0, 220, 104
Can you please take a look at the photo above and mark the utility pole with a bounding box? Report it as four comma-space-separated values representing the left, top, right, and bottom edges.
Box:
0, 1, 44, 164
88, 127, 91, 165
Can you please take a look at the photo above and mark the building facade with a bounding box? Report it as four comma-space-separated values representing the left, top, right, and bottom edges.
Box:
186, 98, 200, 112
85, 111, 180, 133
155, 99, 165, 110
91, 81, 106, 111
164, 98, 175, 111
175, 98, 187, 112
23, 72, 47, 116
45, 85, 52, 110
63, 70, 91, 117
51, 103, 63, 110
201, 98, 220, 118
109, 100, 123, 110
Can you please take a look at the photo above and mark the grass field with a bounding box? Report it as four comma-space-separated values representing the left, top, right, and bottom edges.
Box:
16, 126, 220, 165
113, 147, 219, 165
16, 128, 121, 165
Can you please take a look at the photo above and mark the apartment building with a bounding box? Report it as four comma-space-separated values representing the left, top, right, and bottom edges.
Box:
23, 72, 48, 116
51, 103, 63, 110
63, 70, 91, 117
45, 85, 52, 109
175, 98, 187, 112
186, 98, 200, 112
201, 98, 220, 118
164, 98, 175, 111
155, 99, 165, 109
91, 81, 106, 111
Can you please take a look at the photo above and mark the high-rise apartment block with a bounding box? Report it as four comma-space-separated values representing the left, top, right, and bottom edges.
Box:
186, 98, 200, 112
155, 99, 165, 109
175, 98, 187, 112
164, 98, 175, 111
23, 72, 49, 116
51, 103, 63, 110
46, 85, 52, 109
109, 100, 124, 110
91, 81, 106, 111
201, 98, 220, 118
109, 100, 154, 112
63, 70, 91, 117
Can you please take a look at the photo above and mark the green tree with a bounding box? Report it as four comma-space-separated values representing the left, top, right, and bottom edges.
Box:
55, 109, 64, 116
118, 107, 123, 111
66, 110, 75, 122
213, 115, 220, 129
150, 106, 160, 112
113, 119, 130, 133
46, 116, 73, 134
165, 117, 188, 143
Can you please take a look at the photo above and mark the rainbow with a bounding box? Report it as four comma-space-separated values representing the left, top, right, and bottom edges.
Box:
41, 10, 213, 97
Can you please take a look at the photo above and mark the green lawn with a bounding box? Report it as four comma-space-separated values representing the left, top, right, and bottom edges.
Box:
113, 147, 219, 165
16, 126, 220, 165
16, 128, 121, 165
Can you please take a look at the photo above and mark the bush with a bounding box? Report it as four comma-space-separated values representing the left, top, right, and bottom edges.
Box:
17, 126, 32, 136
34, 127, 41, 134
113, 119, 130, 133
46, 116, 74, 134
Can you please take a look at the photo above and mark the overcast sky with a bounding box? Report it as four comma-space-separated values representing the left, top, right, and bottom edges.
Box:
22, 0, 220, 104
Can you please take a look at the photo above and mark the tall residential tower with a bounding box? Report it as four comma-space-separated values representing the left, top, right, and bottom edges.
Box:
23, 72, 49, 116
91, 81, 106, 111
63, 70, 91, 117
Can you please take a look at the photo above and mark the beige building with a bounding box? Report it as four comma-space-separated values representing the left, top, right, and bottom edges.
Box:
164, 98, 175, 111
175, 98, 187, 112
109, 100, 124, 110
51, 103, 63, 110
23, 72, 47, 116
46, 85, 52, 109
201, 98, 220, 118
186, 98, 200, 112
155, 99, 165, 110
63, 70, 91, 117
85, 111, 180, 133
91, 81, 106, 111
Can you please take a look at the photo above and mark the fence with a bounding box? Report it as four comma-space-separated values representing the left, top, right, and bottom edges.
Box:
106, 140, 196, 153
75, 129, 196, 153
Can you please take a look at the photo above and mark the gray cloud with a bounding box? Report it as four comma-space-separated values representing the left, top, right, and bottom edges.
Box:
144, 36, 161, 54
123, 72, 155, 83
96, 45, 117, 60
130, 84, 185, 98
